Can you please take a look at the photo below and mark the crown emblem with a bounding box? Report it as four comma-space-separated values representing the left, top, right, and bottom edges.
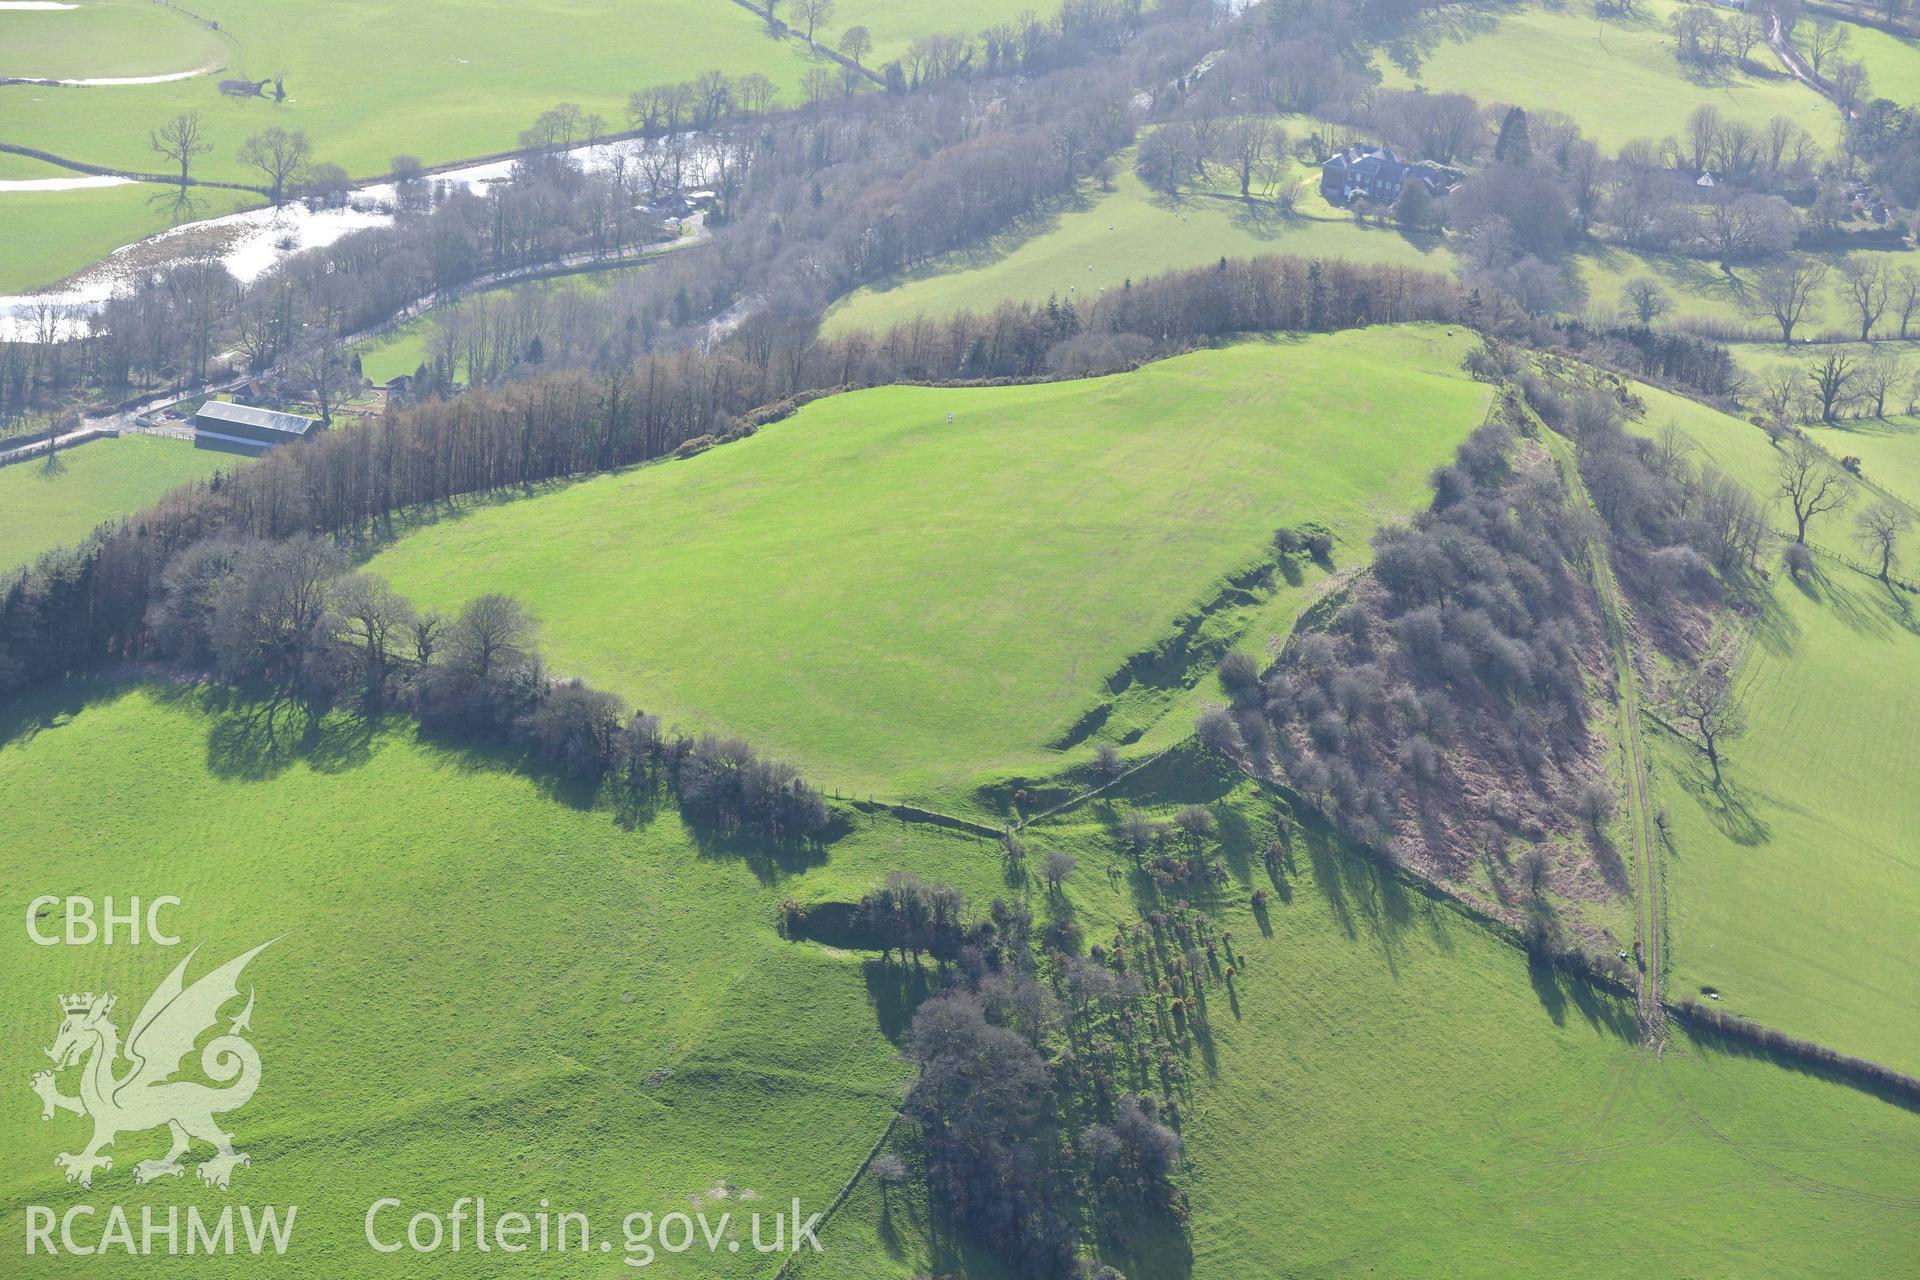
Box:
60, 992, 108, 1015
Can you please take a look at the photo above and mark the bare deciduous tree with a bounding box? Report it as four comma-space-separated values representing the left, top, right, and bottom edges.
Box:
839, 24, 872, 66
1775, 434, 1857, 542
150, 112, 211, 204
1218, 120, 1274, 197
801, 65, 836, 109
1840, 259, 1890, 342
1669, 659, 1747, 788
1748, 258, 1828, 344
1896, 267, 1920, 339
1802, 18, 1850, 74
1855, 357, 1902, 417
297, 334, 344, 425
238, 127, 311, 205
795, 0, 834, 46
1855, 500, 1912, 582
1805, 352, 1858, 423
1621, 276, 1673, 326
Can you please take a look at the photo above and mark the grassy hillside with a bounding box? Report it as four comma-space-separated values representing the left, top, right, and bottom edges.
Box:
800, 767, 1920, 1279
1574, 244, 1920, 336
0, 435, 243, 572
366, 326, 1493, 804
0, 682, 1012, 1276
823, 158, 1453, 337
1379, 0, 1835, 150
1612, 377, 1920, 1070
1824, 17, 1920, 106
1652, 562, 1920, 1073
1805, 413, 1920, 506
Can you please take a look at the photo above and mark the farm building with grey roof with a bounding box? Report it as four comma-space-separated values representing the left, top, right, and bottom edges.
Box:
192, 401, 322, 456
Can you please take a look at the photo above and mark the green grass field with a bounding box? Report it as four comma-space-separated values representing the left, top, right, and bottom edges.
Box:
823, 157, 1454, 337
365, 326, 1493, 804
1652, 563, 1920, 1073
801, 767, 1920, 1278
0, 435, 244, 572
1823, 16, 1920, 107
1806, 412, 1920, 504
0, 151, 90, 180
0, 0, 227, 80
1379, 0, 1836, 151
828, 0, 1034, 65
0, 0, 824, 184
1615, 377, 1920, 1071
1575, 243, 1920, 336
0, 680, 1018, 1276
0, 180, 262, 293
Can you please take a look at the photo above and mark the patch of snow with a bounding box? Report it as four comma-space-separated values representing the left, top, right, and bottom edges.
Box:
8, 64, 218, 86
0, 174, 132, 192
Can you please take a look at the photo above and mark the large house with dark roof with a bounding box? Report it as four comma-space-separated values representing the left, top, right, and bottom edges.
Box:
1319, 146, 1451, 207
192, 401, 322, 456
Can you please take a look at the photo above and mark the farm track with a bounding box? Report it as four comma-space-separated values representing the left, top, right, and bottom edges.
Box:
1543, 427, 1667, 1048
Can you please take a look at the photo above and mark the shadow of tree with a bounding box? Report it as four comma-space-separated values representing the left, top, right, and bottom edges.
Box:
863, 959, 935, 1046
1586, 826, 1632, 896
0, 676, 103, 753
144, 681, 376, 781
1669, 739, 1771, 847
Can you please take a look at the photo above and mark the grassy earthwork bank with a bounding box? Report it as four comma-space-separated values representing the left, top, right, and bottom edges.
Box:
365, 325, 1494, 807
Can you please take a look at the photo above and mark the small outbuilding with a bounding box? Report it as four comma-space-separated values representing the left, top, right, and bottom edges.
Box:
192, 401, 322, 455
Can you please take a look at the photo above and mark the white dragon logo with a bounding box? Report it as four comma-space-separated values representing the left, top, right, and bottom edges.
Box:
30, 941, 273, 1191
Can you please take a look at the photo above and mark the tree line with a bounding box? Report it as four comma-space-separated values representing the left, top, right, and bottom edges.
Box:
141, 534, 829, 841
0, 249, 1468, 700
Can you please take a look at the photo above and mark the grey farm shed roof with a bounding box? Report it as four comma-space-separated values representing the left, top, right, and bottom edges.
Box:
195, 401, 319, 436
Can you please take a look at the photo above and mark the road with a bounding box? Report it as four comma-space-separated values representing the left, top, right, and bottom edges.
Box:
1767, 15, 1851, 117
